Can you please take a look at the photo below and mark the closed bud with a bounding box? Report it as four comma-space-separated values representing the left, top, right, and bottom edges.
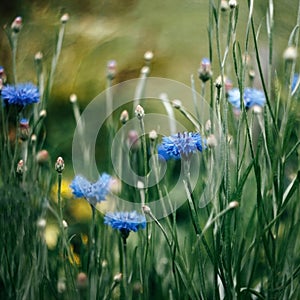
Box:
205, 120, 212, 132
36, 150, 50, 164
35, 51, 43, 61
172, 99, 182, 109
60, 13, 69, 24
198, 58, 213, 82
0, 66, 7, 84
207, 134, 217, 148
149, 130, 158, 141
127, 130, 140, 150
135, 105, 145, 120
37, 218, 47, 229
76, 272, 88, 289
141, 66, 150, 75
107, 60, 117, 80
228, 201, 239, 208
39, 110, 47, 118
62, 220, 68, 229
120, 110, 129, 124
16, 160, 24, 175
69, 93, 77, 103
142, 205, 151, 215
11, 16, 22, 33
220, 0, 229, 11
283, 46, 297, 62
55, 157, 65, 173
57, 279, 66, 293
229, 0, 237, 9
144, 50, 154, 62
19, 118, 30, 141
113, 273, 123, 283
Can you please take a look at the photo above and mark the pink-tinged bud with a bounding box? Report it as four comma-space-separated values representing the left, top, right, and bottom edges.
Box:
55, 157, 65, 173
135, 105, 145, 120
36, 150, 50, 164
107, 60, 117, 80
127, 130, 140, 150
224, 77, 233, 93
207, 134, 217, 148
11, 16, 22, 33
76, 272, 88, 289
16, 159, 24, 175
0, 66, 7, 84
220, 0, 229, 11
142, 205, 151, 215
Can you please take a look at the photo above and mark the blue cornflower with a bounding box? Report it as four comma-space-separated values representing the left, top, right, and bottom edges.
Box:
157, 132, 206, 160
70, 173, 111, 203
1, 83, 40, 106
104, 211, 146, 237
227, 88, 266, 110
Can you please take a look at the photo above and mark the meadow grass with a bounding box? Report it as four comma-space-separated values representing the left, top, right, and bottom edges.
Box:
0, 1, 300, 299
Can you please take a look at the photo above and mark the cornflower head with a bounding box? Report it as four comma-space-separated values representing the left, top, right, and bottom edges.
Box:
104, 211, 146, 239
227, 87, 266, 110
70, 173, 111, 205
157, 132, 206, 160
1, 83, 40, 107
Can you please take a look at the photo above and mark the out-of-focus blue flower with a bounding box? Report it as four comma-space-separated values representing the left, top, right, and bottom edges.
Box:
70, 173, 111, 203
104, 211, 146, 236
1, 83, 40, 106
292, 73, 299, 94
157, 132, 206, 160
227, 88, 266, 110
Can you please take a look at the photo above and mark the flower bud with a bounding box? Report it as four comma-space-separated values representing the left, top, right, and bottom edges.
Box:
228, 201, 239, 208
135, 105, 145, 120
149, 130, 158, 141
57, 279, 66, 293
207, 134, 217, 148
142, 205, 151, 215
107, 60, 117, 80
144, 50, 154, 62
229, 0, 237, 9
205, 120, 212, 132
76, 272, 88, 289
19, 118, 30, 141
141, 66, 150, 75
0, 66, 7, 84
55, 157, 65, 173
172, 99, 182, 109
113, 273, 123, 283
69, 93, 77, 103
16, 159, 24, 175
198, 58, 213, 82
62, 220, 68, 229
127, 130, 140, 150
39, 110, 47, 118
11, 16, 22, 33
36, 150, 50, 164
220, 0, 229, 11
120, 110, 129, 124
37, 218, 47, 229
60, 13, 69, 24
35, 51, 43, 61
283, 46, 297, 62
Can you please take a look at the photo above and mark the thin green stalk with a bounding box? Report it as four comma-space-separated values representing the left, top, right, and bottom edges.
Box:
121, 235, 129, 300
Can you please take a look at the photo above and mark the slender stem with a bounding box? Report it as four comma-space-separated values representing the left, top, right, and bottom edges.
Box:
139, 118, 148, 202
121, 236, 129, 300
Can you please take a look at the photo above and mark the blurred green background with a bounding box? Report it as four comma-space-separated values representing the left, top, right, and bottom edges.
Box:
0, 0, 299, 172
